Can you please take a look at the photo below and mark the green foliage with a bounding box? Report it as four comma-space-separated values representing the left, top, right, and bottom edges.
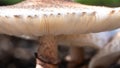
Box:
75, 0, 120, 7
0, 0, 23, 5
0, 0, 120, 7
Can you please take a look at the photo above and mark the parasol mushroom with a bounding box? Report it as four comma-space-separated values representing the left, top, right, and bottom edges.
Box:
1, 0, 120, 68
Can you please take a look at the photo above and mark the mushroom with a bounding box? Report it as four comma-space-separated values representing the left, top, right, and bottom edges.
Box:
57, 29, 120, 68
89, 31, 120, 68
1, 0, 120, 68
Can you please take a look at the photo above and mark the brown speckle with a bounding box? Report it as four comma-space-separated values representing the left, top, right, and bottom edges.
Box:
72, 12, 76, 15
110, 10, 115, 15
82, 12, 86, 16
50, 13, 53, 16
43, 14, 47, 17
5, 16, 10, 18
14, 15, 22, 18
57, 13, 61, 15
41, 9, 44, 11
91, 11, 96, 15
34, 15, 38, 18
67, 12, 70, 15
27, 15, 33, 18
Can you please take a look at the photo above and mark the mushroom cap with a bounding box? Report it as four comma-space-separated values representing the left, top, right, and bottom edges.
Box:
0, 0, 120, 38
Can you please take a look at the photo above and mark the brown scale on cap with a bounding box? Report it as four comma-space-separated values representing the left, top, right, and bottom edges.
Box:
14, 15, 22, 18
5, 16, 10, 18
57, 13, 61, 15
27, 15, 34, 18
110, 10, 115, 15
82, 12, 86, 16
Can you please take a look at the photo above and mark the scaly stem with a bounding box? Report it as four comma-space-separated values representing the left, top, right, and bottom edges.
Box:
36, 35, 59, 68
67, 46, 84, 68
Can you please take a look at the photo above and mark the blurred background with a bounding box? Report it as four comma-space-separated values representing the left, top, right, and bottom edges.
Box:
75, 0, 120, 7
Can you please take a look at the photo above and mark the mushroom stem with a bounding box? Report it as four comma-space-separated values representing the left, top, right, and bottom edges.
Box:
36, 35, 59, 68
67, 46, 84, 68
